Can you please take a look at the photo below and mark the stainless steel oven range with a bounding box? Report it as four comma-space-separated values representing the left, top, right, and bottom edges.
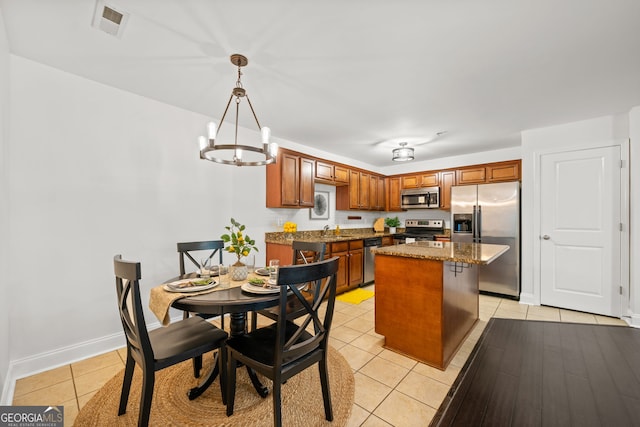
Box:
392, 219, 444, 244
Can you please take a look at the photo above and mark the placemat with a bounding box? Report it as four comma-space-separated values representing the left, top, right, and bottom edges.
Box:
149, 274, 261, 325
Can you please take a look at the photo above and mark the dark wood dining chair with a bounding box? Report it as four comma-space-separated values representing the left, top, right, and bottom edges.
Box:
177, 240, 224, 377
253, 241, 326, 327
225, 256, 339, 427
114, 254, 228, 427
177, 240, 224, 276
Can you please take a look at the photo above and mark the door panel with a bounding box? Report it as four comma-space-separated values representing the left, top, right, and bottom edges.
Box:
540, 146, 620, 316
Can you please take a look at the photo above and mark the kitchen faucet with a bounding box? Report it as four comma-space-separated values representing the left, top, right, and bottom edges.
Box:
322, 225, 330, 236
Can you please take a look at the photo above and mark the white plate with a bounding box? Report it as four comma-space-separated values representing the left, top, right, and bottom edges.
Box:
163, 279, 218, 293
255, 267, 271, 276
241, 282, 280, 294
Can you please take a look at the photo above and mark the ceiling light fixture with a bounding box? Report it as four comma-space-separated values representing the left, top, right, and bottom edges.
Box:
198, 54, 277, 166
392, 142, 414, 162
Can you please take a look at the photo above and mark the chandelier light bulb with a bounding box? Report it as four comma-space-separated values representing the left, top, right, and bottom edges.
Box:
207, 122, 217, 141
198, 136, 207, 151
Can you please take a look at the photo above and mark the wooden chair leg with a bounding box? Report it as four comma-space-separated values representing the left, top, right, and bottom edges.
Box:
139, 370, 155, 427
118, 353, 135, 415
272, 381, 282, 427
319, 356, 333, 421
193, 355, 203, 378
226, 353, 237, 416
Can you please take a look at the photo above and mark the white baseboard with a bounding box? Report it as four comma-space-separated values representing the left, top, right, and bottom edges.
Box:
629, 312, 640, 328
518, 292, 537, 306
0, 314, 184, 405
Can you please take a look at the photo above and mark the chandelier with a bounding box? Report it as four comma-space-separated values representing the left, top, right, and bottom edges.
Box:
199, 54, 278, 166
392, 142, 414, 162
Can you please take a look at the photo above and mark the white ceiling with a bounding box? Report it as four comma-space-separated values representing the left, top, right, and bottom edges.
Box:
2, 0, 640, 166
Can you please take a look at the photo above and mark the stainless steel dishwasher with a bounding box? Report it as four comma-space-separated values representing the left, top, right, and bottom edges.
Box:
363, 237, 382, 284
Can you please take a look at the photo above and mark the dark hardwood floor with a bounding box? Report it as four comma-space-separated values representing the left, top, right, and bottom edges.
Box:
431, 318, 640, 427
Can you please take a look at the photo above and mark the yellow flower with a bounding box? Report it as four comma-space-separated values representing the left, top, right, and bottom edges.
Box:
227, 245, 235, 253
242, 250, 249, 256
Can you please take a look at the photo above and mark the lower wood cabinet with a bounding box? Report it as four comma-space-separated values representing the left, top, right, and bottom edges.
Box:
329, 240, 363, 294
265, 243, 294, 266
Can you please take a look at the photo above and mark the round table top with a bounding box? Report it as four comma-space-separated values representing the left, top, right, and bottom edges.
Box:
167, 273, 281, 314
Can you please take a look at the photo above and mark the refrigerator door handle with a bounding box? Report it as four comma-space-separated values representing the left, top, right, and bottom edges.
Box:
477, 205, 482, 240
472, 205, 477, 240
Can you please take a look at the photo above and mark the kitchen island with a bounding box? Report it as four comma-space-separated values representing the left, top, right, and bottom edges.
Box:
371, 241, 509, 370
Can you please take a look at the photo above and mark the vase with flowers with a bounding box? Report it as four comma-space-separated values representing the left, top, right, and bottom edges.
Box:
221, 218, 258, 281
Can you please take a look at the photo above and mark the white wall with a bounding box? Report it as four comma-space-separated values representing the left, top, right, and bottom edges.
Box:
6, 56, 241, 382
0, 6, 11, 401
520, 114, 633, 316
629, 107, 640, 327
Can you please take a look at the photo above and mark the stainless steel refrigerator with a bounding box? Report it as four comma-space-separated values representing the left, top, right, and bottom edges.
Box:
451, 181, 520, 298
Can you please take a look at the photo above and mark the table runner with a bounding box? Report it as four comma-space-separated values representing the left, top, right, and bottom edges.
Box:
149, 273, 265, 326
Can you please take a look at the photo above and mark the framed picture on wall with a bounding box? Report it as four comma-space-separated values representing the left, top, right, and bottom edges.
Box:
310, 191, 330, 220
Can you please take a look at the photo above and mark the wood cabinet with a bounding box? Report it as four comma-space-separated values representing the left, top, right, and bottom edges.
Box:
381, 236, 394, 246
329, 240, 364, 294
402, 172, 439, 189
375, 255, 478, 369
265, 243, 294, 266
336, 170, 371, 210
388, 177, 402, 211
439, 170, 455, 209
315, 161, 349, 185
266, 150, 315, 208
456, 160, 521, 186
369, 175, 386, 211
487, 161, 520, 182
456, 166, 486, 185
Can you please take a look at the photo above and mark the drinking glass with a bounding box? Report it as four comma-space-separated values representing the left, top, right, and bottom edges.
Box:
218, 264, 230, 288
268, 259, 279, 283
200, 257, 212, 279
245, 254, 255, 274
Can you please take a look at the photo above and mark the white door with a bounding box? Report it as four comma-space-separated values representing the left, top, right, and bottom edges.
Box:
540, 146, 621, 316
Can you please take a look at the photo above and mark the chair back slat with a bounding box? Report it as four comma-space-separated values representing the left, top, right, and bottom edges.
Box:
177, 240, 224, 275
274, 257, 339, 365
291, 241, 326, 265
114, 255, 154, 367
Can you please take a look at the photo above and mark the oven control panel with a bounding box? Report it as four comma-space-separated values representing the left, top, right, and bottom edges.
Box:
405, 219, 444, 228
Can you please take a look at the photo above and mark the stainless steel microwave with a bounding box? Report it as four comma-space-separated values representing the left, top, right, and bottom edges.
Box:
401, 187, 440, 209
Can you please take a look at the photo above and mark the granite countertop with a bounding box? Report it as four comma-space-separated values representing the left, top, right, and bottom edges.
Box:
265, 229, 399, 245
371, 241, 509, 265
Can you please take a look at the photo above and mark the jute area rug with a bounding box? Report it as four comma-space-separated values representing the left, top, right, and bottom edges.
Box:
74, 347, 354, 426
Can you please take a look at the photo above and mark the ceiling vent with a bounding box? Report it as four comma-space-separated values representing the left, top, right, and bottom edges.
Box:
92, 1, 129, 38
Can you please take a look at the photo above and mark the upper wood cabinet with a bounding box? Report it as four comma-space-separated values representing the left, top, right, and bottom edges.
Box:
336, 170, 371, 210
266, 149, 315, 208
456, 160, 521, 185
368, 175, 386, 211
456, 166, 486, 185
315, 161, 349, 185
401, 172, 439, 189
388, 177, 402, 211
487, 161, 520, 182
439, 170, 456, 209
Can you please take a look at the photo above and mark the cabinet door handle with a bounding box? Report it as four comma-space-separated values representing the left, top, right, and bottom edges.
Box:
542, 235, 550, 240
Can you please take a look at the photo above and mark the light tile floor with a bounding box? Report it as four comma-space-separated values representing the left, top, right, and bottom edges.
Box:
12, 287, 629, 426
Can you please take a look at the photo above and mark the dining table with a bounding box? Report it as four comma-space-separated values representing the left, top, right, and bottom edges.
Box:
149, 270, 281, 399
